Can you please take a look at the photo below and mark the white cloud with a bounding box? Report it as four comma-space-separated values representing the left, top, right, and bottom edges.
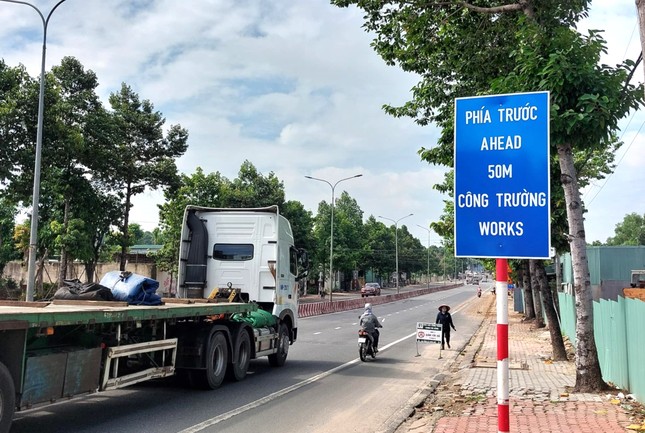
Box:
1, 0, 642, 247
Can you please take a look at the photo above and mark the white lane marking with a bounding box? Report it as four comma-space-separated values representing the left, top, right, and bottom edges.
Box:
335, 327, 342, 330
179, 357, 362, 432
178, 327, 426, 433
313, 332, 322, 335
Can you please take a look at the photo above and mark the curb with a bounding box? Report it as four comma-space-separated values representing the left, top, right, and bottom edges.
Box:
382, 297, 496, 433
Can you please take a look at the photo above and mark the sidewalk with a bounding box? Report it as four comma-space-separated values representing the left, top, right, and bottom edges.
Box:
396, 294, 640, 433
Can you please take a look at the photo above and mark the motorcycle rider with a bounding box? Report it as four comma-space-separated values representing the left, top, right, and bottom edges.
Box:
359, 303, 383, 352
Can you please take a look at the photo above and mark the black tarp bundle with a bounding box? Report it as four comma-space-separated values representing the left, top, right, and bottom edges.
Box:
53, 279, 115, 301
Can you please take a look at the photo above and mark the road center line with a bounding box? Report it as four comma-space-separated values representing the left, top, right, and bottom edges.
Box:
179, 298, 471, 433
178, 330, 423, 433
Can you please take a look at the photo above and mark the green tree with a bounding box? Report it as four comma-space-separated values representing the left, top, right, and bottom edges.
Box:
281, 200, 315, 252
4, 57, 113, 285
333, 0, 643, 392
155, 162, 304, 280
104, 83, 188, 271
362, 216, 394, 283
332, 192, 364, 286
224, 160, 286, 208
397, 225, 425, 283
156, 167, 228, 275
12, 221, 30, 262
0, 199, 19, 273
0, 60, 32, 186
493, 24, 641, 391
128, 223, 145, 245
606, 213, 645, 245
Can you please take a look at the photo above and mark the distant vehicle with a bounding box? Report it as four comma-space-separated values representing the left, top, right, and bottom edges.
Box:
361, 282, 381, 297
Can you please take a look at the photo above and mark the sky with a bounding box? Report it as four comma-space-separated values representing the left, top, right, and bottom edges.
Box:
0, 0, 643, 249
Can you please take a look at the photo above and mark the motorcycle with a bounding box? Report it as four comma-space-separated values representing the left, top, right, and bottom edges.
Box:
358, 328, 376, 361
477, 287, 482, 298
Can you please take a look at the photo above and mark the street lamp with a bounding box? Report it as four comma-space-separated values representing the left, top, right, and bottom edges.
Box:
1, 0, 69, 301
416, 224, 432, 290
305, 173, 362, 302
378, 213, 413, 294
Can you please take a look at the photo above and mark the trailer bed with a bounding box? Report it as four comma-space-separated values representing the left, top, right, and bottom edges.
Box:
0, 299, 256, 330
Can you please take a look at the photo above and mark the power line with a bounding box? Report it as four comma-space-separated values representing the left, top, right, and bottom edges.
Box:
586, 117, 645, 205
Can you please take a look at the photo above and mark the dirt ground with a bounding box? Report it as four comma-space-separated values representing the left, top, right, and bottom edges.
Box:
402, 294, 497, 430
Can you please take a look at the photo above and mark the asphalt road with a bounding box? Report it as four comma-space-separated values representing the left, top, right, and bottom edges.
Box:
10, 284, 485, 433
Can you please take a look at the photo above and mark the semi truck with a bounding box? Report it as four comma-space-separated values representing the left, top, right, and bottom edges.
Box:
0, 206, 308, 432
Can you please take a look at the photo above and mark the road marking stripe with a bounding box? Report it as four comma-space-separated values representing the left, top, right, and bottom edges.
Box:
179, 299, 470, 433
178, 298, 471, 432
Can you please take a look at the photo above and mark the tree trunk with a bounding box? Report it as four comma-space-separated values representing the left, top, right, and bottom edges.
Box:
522, 260, 536, 319
58, 199, 70, 287
557, 142, 607, 392
84, 263, 96, 283
529, 260, 545, 328
119, 185, 132, 271
553, 253, 562, 312
535, 260, 568, 360
637, 0, 645, 98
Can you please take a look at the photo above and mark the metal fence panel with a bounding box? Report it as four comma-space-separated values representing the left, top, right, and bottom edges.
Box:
593, 298, 629, 390
625, 298, 645, 402
558, 292, 577, 345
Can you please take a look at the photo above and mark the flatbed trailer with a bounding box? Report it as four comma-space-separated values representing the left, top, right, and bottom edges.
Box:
0, 298, 290, 433
0, 206, 308, 432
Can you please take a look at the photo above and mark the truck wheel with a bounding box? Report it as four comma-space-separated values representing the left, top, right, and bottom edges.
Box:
268, 323, 289, 367
193, 331, 229, 389
0, 361, 15, 433
228, 329, 251, 381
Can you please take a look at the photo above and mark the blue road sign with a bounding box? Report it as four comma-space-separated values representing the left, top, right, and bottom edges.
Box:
454, 92, 550, 259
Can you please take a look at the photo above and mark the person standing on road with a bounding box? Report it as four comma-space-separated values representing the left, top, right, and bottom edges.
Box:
435, 304, 456, 350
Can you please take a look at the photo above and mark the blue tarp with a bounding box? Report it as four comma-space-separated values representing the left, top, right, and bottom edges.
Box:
99, 271, 163, 305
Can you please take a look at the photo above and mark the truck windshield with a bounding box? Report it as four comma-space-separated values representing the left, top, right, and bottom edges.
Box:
213, 244, 254, 261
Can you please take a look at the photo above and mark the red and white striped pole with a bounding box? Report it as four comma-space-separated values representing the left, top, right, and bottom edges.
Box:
496, 258, 509, 433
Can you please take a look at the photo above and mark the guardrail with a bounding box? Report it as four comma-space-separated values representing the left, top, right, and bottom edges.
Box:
298, 283, 463, 318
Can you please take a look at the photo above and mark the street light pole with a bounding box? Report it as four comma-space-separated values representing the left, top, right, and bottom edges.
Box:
1, 0, 68, 301
305, 174, 362, 302
378, 213, 413, 294
416, 224, 432, 290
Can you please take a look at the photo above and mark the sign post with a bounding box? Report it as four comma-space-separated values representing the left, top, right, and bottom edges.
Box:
454, 92, 550, 433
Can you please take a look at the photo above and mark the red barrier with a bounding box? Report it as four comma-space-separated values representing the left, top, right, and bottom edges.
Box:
297, 284, 462, 318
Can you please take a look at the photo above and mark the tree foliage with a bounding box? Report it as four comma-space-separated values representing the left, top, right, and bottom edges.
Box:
606, 213, 645, 245
0, 199, 19, 272
103, 83, 188, 270
156, 162, 297, 275
332, 0, 643, 392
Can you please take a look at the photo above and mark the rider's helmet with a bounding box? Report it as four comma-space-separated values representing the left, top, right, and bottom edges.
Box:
365, 303, 372, 310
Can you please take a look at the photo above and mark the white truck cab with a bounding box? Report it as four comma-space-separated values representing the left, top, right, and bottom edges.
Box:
177, 206, 307, 340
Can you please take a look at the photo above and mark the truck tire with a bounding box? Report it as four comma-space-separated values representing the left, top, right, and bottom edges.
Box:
0, 361, 15, 433
193, 331, 229, 389
228, 329, 251, 381
268, 323, 289, 367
